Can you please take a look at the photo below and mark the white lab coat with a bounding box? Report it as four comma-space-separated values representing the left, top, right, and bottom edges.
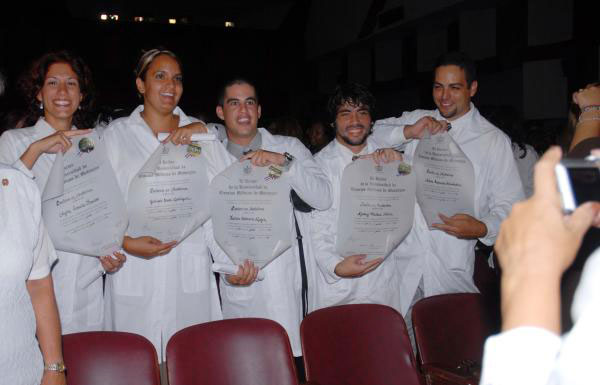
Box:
102, 105, 232, 362
0, 119, 105, 334
480, 248, 600, 385
214, 127, 332, 356
0, 164, 57, 385
308, 138, 404, 314
372, 105, 524, 312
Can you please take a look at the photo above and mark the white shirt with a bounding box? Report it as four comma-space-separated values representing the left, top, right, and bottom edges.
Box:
214, 127, 332, 356
0, 164, 57, 385
308, 138, 404, 313
372, 105, 524, 304
102, 105, 233, 362
480, 248, 600, 385
0, 119, 106, 334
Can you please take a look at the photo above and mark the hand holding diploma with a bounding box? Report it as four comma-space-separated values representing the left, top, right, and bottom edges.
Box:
431, 213, 487, 239
123, 236, 178, 259
403, 116, 449, 139
334, 254, 384, 278
240, 149, 286, 167
100, 251, 127, 273
224, 260, 260, 285
78, 251, 127, 290
20, 129, 92, 170
359, 148, 403, 165
158, 122, 215, 145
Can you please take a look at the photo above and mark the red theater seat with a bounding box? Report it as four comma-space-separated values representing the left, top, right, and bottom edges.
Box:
166, 318, 300, 385
301, 304, 421, 385
62, 331, 160, 385
412, 293, 499, 385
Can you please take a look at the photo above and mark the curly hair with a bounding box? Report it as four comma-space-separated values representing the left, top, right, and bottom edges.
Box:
18, 50, 96, 128
327, 82, 375, 123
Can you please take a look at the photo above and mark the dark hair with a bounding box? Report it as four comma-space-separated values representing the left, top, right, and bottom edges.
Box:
434, 51, 477, 87
18, 50, 95, 128
217, 78, 259, 107
327, 82, 375, 122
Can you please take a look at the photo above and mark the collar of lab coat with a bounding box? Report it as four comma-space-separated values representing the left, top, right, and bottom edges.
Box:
433, 103, 496, 143
333, 138, 371, 162
35, 117, 77, 135
127, 105, 194, 141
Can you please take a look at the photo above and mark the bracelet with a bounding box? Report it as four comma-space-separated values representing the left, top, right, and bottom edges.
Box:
581, 105, 600, 113
44, 362, 67, 373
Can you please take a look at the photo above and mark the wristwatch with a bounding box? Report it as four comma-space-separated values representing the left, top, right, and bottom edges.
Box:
44, 362, 67, 373
281, 152, 294, 171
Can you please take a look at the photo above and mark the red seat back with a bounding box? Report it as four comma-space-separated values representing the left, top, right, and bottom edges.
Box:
301, 304, 421, 385
412, 293, 498, 368
63, 331, 160, 385
166, 318, 299, 385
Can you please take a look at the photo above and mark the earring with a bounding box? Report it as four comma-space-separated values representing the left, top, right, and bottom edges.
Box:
39, 102, 43, 110
78, 105, 81, 110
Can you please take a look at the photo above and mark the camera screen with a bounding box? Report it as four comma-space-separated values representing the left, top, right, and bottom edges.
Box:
568, 167, 600, 206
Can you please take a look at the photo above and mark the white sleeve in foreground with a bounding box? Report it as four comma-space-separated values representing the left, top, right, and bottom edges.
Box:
480, 327, 561, 385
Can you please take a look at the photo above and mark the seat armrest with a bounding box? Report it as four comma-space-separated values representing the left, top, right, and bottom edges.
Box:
420, 363, 479, 385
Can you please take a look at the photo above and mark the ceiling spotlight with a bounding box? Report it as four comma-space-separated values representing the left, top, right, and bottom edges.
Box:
168, 18, 177, 24
225, 21, 235, 28
134, 16, 144, 22
109, 14, 119, 21
100, 14, 108, 21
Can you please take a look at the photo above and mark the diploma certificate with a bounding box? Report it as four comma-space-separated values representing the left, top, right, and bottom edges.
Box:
413, 131, 475, 228
209, 160, 292, 268
42, 131, 127, 256
336, 158, 416, 261
127, 141, 211, 243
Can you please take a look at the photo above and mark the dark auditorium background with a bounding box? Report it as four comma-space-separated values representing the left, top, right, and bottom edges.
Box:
0, 0, 598, 140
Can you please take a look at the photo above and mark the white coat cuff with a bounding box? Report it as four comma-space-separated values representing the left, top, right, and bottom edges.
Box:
480, 327, 560, 385
285, 156, 298, 178
322, 254, 344, 284
390, 125, 408, 144
12, 159, 34, 179
479, 216, 498, 246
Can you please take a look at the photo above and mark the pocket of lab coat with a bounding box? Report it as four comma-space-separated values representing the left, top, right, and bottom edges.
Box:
221, 275, 256, 301
112, 256, 144, 297
180, 246, 211, 294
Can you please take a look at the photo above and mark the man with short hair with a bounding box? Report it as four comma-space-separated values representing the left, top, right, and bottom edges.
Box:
212, 78, 332, 359
372, 52, 524, 334
309, 82, 412, 312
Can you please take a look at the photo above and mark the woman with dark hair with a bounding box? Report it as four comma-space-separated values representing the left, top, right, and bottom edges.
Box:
101, 48, 232, 378
0, 50, 125, 335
